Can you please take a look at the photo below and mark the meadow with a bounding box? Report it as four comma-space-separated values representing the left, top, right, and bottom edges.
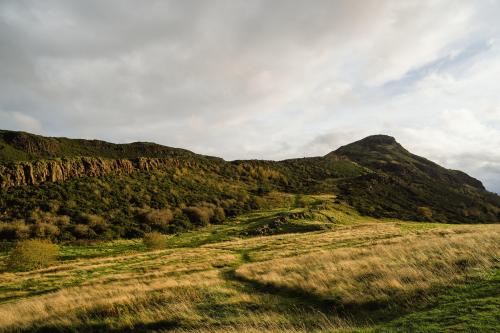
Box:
0, 194, 498, 332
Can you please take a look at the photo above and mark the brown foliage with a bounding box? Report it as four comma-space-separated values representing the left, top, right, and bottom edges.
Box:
182, 206, 212, 226
140, 209, 173, 229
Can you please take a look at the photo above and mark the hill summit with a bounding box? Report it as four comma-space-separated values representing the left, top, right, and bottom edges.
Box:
0, 130, 498, 241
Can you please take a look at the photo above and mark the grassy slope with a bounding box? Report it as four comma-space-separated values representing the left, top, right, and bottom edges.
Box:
0, 130, 198, 161
376, 270, 500, 332
0, 195, 498, 332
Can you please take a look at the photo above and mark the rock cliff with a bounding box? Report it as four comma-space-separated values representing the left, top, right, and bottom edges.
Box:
0, 156, 192, 188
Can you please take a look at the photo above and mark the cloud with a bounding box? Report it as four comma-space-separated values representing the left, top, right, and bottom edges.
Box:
0, 0, 499, 191
0, 111, 42, 132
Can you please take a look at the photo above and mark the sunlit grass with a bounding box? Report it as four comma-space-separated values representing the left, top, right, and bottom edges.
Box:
237, 226, 500, 308
0, 197, 498, 332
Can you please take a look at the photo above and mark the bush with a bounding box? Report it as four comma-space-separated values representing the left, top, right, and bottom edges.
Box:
72, 224, 94, 238
211, 207, 226, 224
143, 232, 168, 250
27, 211, 71, 227
30, 222, 60, 239
417, 206, 433, 220
182, 206, 212, 226
0, 221, 30, 240
79, 213, 108, 233
139, 208, 173, 230
6, 239, 58, 271
169, 217, 192, 233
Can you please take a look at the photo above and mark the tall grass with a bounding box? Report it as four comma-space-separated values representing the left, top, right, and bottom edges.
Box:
0, 218, 498, 332
236, 227, 500, 307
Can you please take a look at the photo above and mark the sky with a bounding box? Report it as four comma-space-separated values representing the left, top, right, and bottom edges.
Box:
0, 0, 499, 192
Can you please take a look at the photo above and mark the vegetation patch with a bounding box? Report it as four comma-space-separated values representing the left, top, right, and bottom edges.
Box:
6, 239, 58, 271
142, 232, 168, 250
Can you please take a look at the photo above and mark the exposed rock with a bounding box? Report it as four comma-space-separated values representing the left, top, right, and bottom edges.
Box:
0, 157, 190, 188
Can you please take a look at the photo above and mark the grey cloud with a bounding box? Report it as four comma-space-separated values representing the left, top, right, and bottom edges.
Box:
1, 0, 500, 191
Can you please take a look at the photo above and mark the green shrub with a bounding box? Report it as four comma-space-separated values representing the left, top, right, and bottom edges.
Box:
6, 239, 58, 271
143, 232, 167, 250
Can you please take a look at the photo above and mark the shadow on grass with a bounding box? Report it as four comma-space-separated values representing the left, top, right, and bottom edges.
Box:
18, 319, 181, 333
222, 261, 500, 330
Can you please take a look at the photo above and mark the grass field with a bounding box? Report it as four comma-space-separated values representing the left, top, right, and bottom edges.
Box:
0, 194, 498, 332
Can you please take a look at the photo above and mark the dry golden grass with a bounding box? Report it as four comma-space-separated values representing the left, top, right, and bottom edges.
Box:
0, 219, 498, 332
0, 247, 236, 302
236, 225, 500, 306
204, 222, 405, 261
0, 247, 232, 331
0, 267, 351, 332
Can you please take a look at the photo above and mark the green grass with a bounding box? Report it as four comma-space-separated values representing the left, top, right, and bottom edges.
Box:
375, 270, 500, 332
59, 239, 145, 260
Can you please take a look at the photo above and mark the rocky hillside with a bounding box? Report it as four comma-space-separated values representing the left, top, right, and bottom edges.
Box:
0, 157, 208, 188
0, 130, 498, 242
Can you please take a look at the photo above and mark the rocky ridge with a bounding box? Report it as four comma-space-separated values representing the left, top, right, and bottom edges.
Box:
0, 157, 194, 188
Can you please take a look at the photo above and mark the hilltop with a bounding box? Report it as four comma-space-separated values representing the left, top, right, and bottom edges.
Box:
0, 130, 498, 242
0, 130, 199, 161
330, 135, 499, 222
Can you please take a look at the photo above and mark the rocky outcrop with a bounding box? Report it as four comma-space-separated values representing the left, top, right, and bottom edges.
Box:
0, 157, 192, 188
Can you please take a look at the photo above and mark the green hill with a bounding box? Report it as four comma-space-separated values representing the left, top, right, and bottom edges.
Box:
0, 130, 498, 241
0, 129, 200, 161
331, 135, 499, 222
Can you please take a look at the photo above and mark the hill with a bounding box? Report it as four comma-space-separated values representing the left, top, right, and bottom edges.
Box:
0, 130, 498, 242
331, 135, 500, 222
0, 130, 199, 161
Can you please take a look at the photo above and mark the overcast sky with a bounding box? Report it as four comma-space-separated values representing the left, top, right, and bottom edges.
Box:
0, 0, 499, 192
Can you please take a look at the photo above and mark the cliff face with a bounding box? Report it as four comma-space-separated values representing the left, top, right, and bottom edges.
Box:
0, 157, 191, 188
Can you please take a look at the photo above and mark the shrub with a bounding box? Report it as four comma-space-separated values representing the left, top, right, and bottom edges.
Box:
6, 239, 58, 271
143, 232, 168, 250
417, 206, 433, 220
30, 222, 60, 239
139, 209, 173, 230
27, 210, 70, 226
182, 206, 212, 226
79, 214, 108, 232
169, 217, 193, 233
72, 224, 94, 238
211, 207, 226, 224
0, 221, 30, 240
248, 196, 264, 210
